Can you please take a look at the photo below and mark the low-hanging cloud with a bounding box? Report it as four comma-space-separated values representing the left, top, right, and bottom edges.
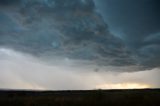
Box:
0, 47, 159, 90
0, 47, 93, 90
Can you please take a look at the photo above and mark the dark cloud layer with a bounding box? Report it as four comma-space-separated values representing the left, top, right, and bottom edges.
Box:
0, 0, 21, 6
94, 0, 160, 69
0, 0, 159, 70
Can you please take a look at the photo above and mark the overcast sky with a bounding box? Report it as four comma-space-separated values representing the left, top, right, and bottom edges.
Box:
0, 0, 160, 90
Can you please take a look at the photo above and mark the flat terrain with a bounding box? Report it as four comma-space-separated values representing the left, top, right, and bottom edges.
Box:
0, 89, 159, 106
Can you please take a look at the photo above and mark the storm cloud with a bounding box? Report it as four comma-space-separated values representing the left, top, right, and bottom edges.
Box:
0, 0, 160, 70
0, 0, 160, 90
0, 0, 136, 69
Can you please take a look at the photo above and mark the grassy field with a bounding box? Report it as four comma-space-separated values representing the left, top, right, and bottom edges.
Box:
0, 89, 159, 106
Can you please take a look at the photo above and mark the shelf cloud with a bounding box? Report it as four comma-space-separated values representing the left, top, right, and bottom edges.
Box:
0, 0, 160, 89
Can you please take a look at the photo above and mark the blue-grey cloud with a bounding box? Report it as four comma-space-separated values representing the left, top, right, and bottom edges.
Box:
0, 0, 160, 71
94, 0, 160, 69
0, 0, 20, 5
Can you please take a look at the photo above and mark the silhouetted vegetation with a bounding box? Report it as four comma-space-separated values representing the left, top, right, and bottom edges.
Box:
0, 89, 159, 106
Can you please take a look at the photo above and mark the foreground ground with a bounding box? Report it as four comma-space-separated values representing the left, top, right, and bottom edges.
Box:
0, 89, 159, 106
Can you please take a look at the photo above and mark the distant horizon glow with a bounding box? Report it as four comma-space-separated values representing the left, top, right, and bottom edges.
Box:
96, 83, 151, 89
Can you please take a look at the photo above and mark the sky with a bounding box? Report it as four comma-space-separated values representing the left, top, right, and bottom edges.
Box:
0, 0, 160, 90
